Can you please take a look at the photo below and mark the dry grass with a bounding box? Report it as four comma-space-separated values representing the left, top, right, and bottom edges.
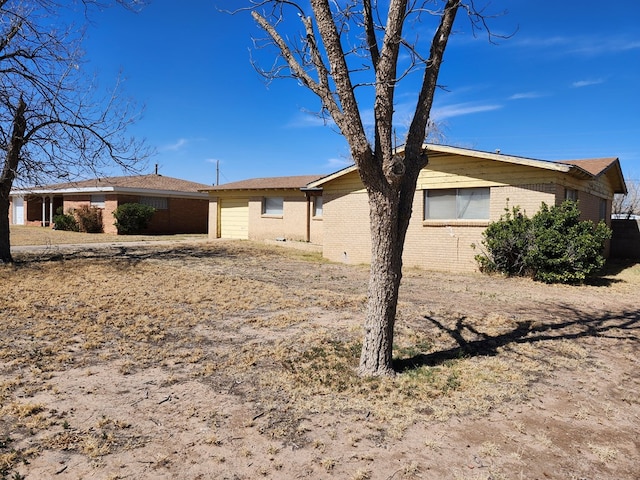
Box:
9, 225, 206, 246
1, 240, 638, 479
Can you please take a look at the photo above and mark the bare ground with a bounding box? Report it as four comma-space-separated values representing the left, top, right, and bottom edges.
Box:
1, 239, 638, 480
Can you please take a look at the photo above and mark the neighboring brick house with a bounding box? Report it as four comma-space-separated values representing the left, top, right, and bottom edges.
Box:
204, 144, 627, 273
9, 174, 210, 234
203, 175, 324, 244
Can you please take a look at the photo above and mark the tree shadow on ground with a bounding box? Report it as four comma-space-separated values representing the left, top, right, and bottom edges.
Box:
11, 243, 244, 267
588, 258, 640, 286
394, 306, 640, 372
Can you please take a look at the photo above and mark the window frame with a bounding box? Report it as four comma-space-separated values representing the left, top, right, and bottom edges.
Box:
140, 196, 168, 210
423, 187, 491, 221
565, 188, 578, 202
262, 196, 284, 216
312, 195, 323, 218
599, 198, 607, 221
90, 194, 106, 209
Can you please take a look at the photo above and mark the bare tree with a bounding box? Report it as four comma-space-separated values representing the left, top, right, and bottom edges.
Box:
613, 179, 639, 219
242, 0, 499, 376
0, 0, 148, 263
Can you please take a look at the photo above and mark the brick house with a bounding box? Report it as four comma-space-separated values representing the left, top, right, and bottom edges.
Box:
203, 175, 324, 243
9, 174, 210, 234
204, 145, 627, 273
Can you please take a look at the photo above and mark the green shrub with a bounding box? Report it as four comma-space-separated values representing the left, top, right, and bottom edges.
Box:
113, 203, 155, 234
53, 207, 78, 232
527, 202, 612, 283
74, 205, 104, 233
475, 206, 533, 276
475, 201, 612, 284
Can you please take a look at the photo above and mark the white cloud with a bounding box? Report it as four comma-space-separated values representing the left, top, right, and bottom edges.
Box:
514, 35, 640, 57
509, 91, 546, 100
431, 102, 502, 120
287, 112, 334, 128
325, 157, 354, 170
572, 78, 604, 88
160, 138, 189, 152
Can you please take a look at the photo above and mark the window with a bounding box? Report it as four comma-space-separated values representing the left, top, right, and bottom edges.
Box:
424, 188, 490, 220
599, 198, 607, 220
263, 197, 283, 216
90, 194, 105, 209
565, 188, 578, 202
140, 196, 168, 210
313, 196, 323, 218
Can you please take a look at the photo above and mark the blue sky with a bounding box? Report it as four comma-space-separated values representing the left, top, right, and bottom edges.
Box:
80, 1, 640, 185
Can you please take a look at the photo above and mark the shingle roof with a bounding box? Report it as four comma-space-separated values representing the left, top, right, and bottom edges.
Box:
557, 158, 619, 177
18, 174, 211, 194
204, 174, 324, 191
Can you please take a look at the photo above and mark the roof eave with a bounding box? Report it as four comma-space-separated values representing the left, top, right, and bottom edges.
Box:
11, 186, 208, 198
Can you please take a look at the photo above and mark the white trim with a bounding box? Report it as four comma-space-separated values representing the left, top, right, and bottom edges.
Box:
9, 186, 208, 199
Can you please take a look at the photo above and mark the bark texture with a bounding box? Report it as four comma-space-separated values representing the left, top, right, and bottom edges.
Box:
0, 97, 27, 263
251, 0, 462, 376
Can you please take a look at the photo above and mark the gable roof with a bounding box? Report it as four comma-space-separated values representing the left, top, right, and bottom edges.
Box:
306, 144, 627, 194
11, 174, 211, 198
203, 174, 324, 192
558, 157, 627, 193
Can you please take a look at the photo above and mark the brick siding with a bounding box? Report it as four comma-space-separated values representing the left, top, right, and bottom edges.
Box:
321, 182, 613, 273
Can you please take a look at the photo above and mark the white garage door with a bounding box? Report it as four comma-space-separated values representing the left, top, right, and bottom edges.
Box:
220, 198, 249, 239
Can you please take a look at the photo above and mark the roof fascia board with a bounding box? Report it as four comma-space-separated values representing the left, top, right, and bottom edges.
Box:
423, 144, 573, 173
10, 186, 117, 195
10, 186, 208, 198
306, 165, 358, 188
306, 146, 576, 188
202, 186, 306, 193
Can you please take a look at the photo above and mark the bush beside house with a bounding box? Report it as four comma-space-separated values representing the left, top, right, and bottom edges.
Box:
113, 203, 155, 234
475, 201, 612, 283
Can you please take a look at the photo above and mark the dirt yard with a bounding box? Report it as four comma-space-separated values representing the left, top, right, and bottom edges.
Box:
1, 239, 638, 480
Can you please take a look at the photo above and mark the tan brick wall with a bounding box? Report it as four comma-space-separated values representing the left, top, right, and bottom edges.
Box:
491, 183, 557, 217
309, 216, 323, 245
322, 190, 371, 265
248, 193, 309, 242
323, 183, 568, 272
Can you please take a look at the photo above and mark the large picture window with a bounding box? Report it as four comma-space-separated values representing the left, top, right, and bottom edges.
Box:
262, 197, 283, 216
424, 187, 490, 220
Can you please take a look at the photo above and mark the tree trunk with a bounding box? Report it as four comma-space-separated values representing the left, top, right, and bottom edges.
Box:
0, 96, 28, 264
358, 188, 403, 376
358, 154, 424, 377
0, 194, 11, 263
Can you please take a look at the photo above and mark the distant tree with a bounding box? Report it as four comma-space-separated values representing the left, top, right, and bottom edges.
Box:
0, 0, 149, 263
613, 179, 639, 219
242, 0, 504, 376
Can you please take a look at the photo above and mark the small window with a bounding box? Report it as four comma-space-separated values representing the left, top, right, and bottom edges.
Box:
263, 197, 283, 216
140, 196, 168, 210
424, 188, 490, 220
313, 196, 323, 218
90, 194, 105, 209
565, 188, 578, 202
599, 198, 607, 220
